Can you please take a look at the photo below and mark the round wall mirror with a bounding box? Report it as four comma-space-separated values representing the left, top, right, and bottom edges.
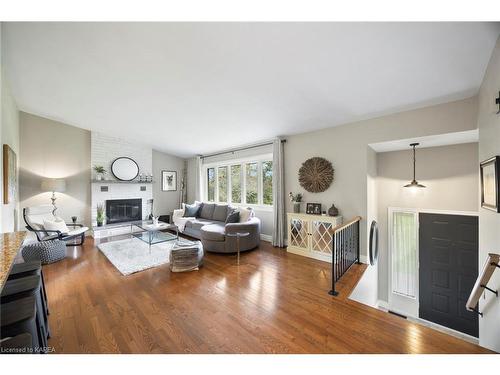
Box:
111, 157, 139, 181
369, 220, 379, 266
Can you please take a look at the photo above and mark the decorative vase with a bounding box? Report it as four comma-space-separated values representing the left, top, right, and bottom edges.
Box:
96, 174, 103, 181
328, 204, 339, 217
97, 221, 103, 227
293, 202, 301, 213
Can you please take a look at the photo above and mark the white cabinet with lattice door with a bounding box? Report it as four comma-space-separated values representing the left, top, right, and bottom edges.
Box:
287, 213, 343, 262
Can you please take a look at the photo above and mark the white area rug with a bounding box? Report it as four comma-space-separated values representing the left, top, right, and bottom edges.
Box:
97, 237, 178, 275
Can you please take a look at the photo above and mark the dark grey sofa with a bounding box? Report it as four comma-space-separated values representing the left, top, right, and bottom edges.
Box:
173, 203, 261, 254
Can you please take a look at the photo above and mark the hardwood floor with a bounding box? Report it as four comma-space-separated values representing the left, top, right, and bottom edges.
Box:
43, 236, 492, 354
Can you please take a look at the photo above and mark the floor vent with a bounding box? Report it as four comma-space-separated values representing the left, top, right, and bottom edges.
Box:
388, 310, 407, 319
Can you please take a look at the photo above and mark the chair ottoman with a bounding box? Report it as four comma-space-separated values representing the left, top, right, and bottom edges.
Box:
169, 241, 204, 272
22, 240, 66, 265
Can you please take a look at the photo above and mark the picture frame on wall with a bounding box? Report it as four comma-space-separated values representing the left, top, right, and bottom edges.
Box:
306, 203, 322, 215
480, 156, 499, 213
3, 144, 17, 204
161, 170, 177, 191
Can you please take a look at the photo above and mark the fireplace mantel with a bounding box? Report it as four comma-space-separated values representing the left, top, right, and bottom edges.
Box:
92, 180, 153, 184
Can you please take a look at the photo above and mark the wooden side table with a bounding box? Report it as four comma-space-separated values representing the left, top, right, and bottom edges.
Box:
226, 232, 250, 265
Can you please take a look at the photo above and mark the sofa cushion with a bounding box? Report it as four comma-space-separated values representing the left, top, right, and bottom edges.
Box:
199, 203, 216, 220
238, 207, 254, 223
213, 205, 228, 222
184, 218, 213, 231
225, 210, 240, 224
200, 224, 226, 242
183, 203, 200, 217
43, 219, 69, 234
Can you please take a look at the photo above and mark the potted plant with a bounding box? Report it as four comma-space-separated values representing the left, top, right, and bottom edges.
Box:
289, 192, 303, 213
96, 203, 105, 227
93, 165, 107, 181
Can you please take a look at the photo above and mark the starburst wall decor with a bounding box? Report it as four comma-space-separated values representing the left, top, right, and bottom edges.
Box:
298, 157, 334, 193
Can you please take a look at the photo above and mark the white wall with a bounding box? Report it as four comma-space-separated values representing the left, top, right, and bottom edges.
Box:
19, 112, 92, 226
91, 132, 153, 179
1, 34, 20, 233
351, 146, 379, 307
152, 149, 185, 218
477, 36, 500, 353
284, 96, 478, 258
376, 143, 479, 303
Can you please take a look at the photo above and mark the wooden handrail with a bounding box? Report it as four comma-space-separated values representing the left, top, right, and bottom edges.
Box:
330, 216, 362, 234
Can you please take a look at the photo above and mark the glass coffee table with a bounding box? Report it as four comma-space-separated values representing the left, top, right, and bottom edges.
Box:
131, 221, 178, 250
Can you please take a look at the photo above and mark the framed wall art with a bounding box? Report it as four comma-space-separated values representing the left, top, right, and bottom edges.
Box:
162, 170, 177, 191
3, 144, 17, 204
480, 156, 499, 212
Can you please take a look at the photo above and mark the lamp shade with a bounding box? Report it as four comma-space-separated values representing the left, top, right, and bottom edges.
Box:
41, 178, 66, 193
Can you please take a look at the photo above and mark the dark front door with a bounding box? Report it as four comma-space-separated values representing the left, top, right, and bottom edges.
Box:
419, 213, 478, 337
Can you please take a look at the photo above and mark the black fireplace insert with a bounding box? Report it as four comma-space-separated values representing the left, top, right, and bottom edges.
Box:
106, 198, 142, 224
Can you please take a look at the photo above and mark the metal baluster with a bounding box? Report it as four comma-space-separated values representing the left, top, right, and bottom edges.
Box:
329, 231, 338, 296
341, 228, 344, 275
356, 221, 360, 264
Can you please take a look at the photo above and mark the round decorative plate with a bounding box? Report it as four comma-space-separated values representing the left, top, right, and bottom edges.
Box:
298, 157, 334, 193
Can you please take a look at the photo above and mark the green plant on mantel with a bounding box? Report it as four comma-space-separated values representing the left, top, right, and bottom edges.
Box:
96, 203, 105, 226
93, 165, 107, 181
93, 165, 107, 174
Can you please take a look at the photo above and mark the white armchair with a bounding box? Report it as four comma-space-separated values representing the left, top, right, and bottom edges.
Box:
23, 205, 89, 246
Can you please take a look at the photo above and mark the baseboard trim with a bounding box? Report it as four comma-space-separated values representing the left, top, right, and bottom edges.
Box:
377, 300, 389, 310
375, 301, 479, 344
408, 317, 479, 345
359, 255, 369, 264
260, 234, 272, 242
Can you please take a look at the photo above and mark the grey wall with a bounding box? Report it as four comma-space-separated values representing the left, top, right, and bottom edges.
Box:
284, 96, 478, 257
477, 36, 500, 353
19, 112, 92, 227
376, 143, 479, 303
152, 149, 185, 218
1, 49, 20, 233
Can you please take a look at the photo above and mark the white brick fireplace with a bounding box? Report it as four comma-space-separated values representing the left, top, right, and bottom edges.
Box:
90, 132, 153, 235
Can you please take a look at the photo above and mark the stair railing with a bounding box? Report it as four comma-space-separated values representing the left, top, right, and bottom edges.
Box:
329, 216, 362, 296
466, 253, 500, 316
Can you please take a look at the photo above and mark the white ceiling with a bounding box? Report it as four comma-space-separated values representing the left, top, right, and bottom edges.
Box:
369, 129, 479, 153
3, 22, 499, 157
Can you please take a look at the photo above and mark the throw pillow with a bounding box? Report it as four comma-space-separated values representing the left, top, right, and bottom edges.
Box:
225, 210, 240, 224
183, 203, 200, 217
238, 207, 254, 223
43, 219, 69, 234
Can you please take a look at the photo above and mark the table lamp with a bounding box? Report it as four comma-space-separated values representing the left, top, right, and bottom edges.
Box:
41, 178, 66, 215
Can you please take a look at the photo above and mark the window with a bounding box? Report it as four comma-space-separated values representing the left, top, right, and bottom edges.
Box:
246, 162, 258, 204
231, 165, 241, 203
391, 211, 417, 298
207, 168, 215, 202
262, 161, 273, 205
218, 166, 228, 202
204, 156, 273, 207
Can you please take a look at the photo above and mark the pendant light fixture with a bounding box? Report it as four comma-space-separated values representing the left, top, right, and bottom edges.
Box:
404, 143, 426, 188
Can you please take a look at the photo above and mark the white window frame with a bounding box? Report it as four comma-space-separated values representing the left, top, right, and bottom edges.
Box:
388, 207, 419, 318
202, 153, 273, 211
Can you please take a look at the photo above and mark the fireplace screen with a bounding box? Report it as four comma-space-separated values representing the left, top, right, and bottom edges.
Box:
106, 198, 142, 224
